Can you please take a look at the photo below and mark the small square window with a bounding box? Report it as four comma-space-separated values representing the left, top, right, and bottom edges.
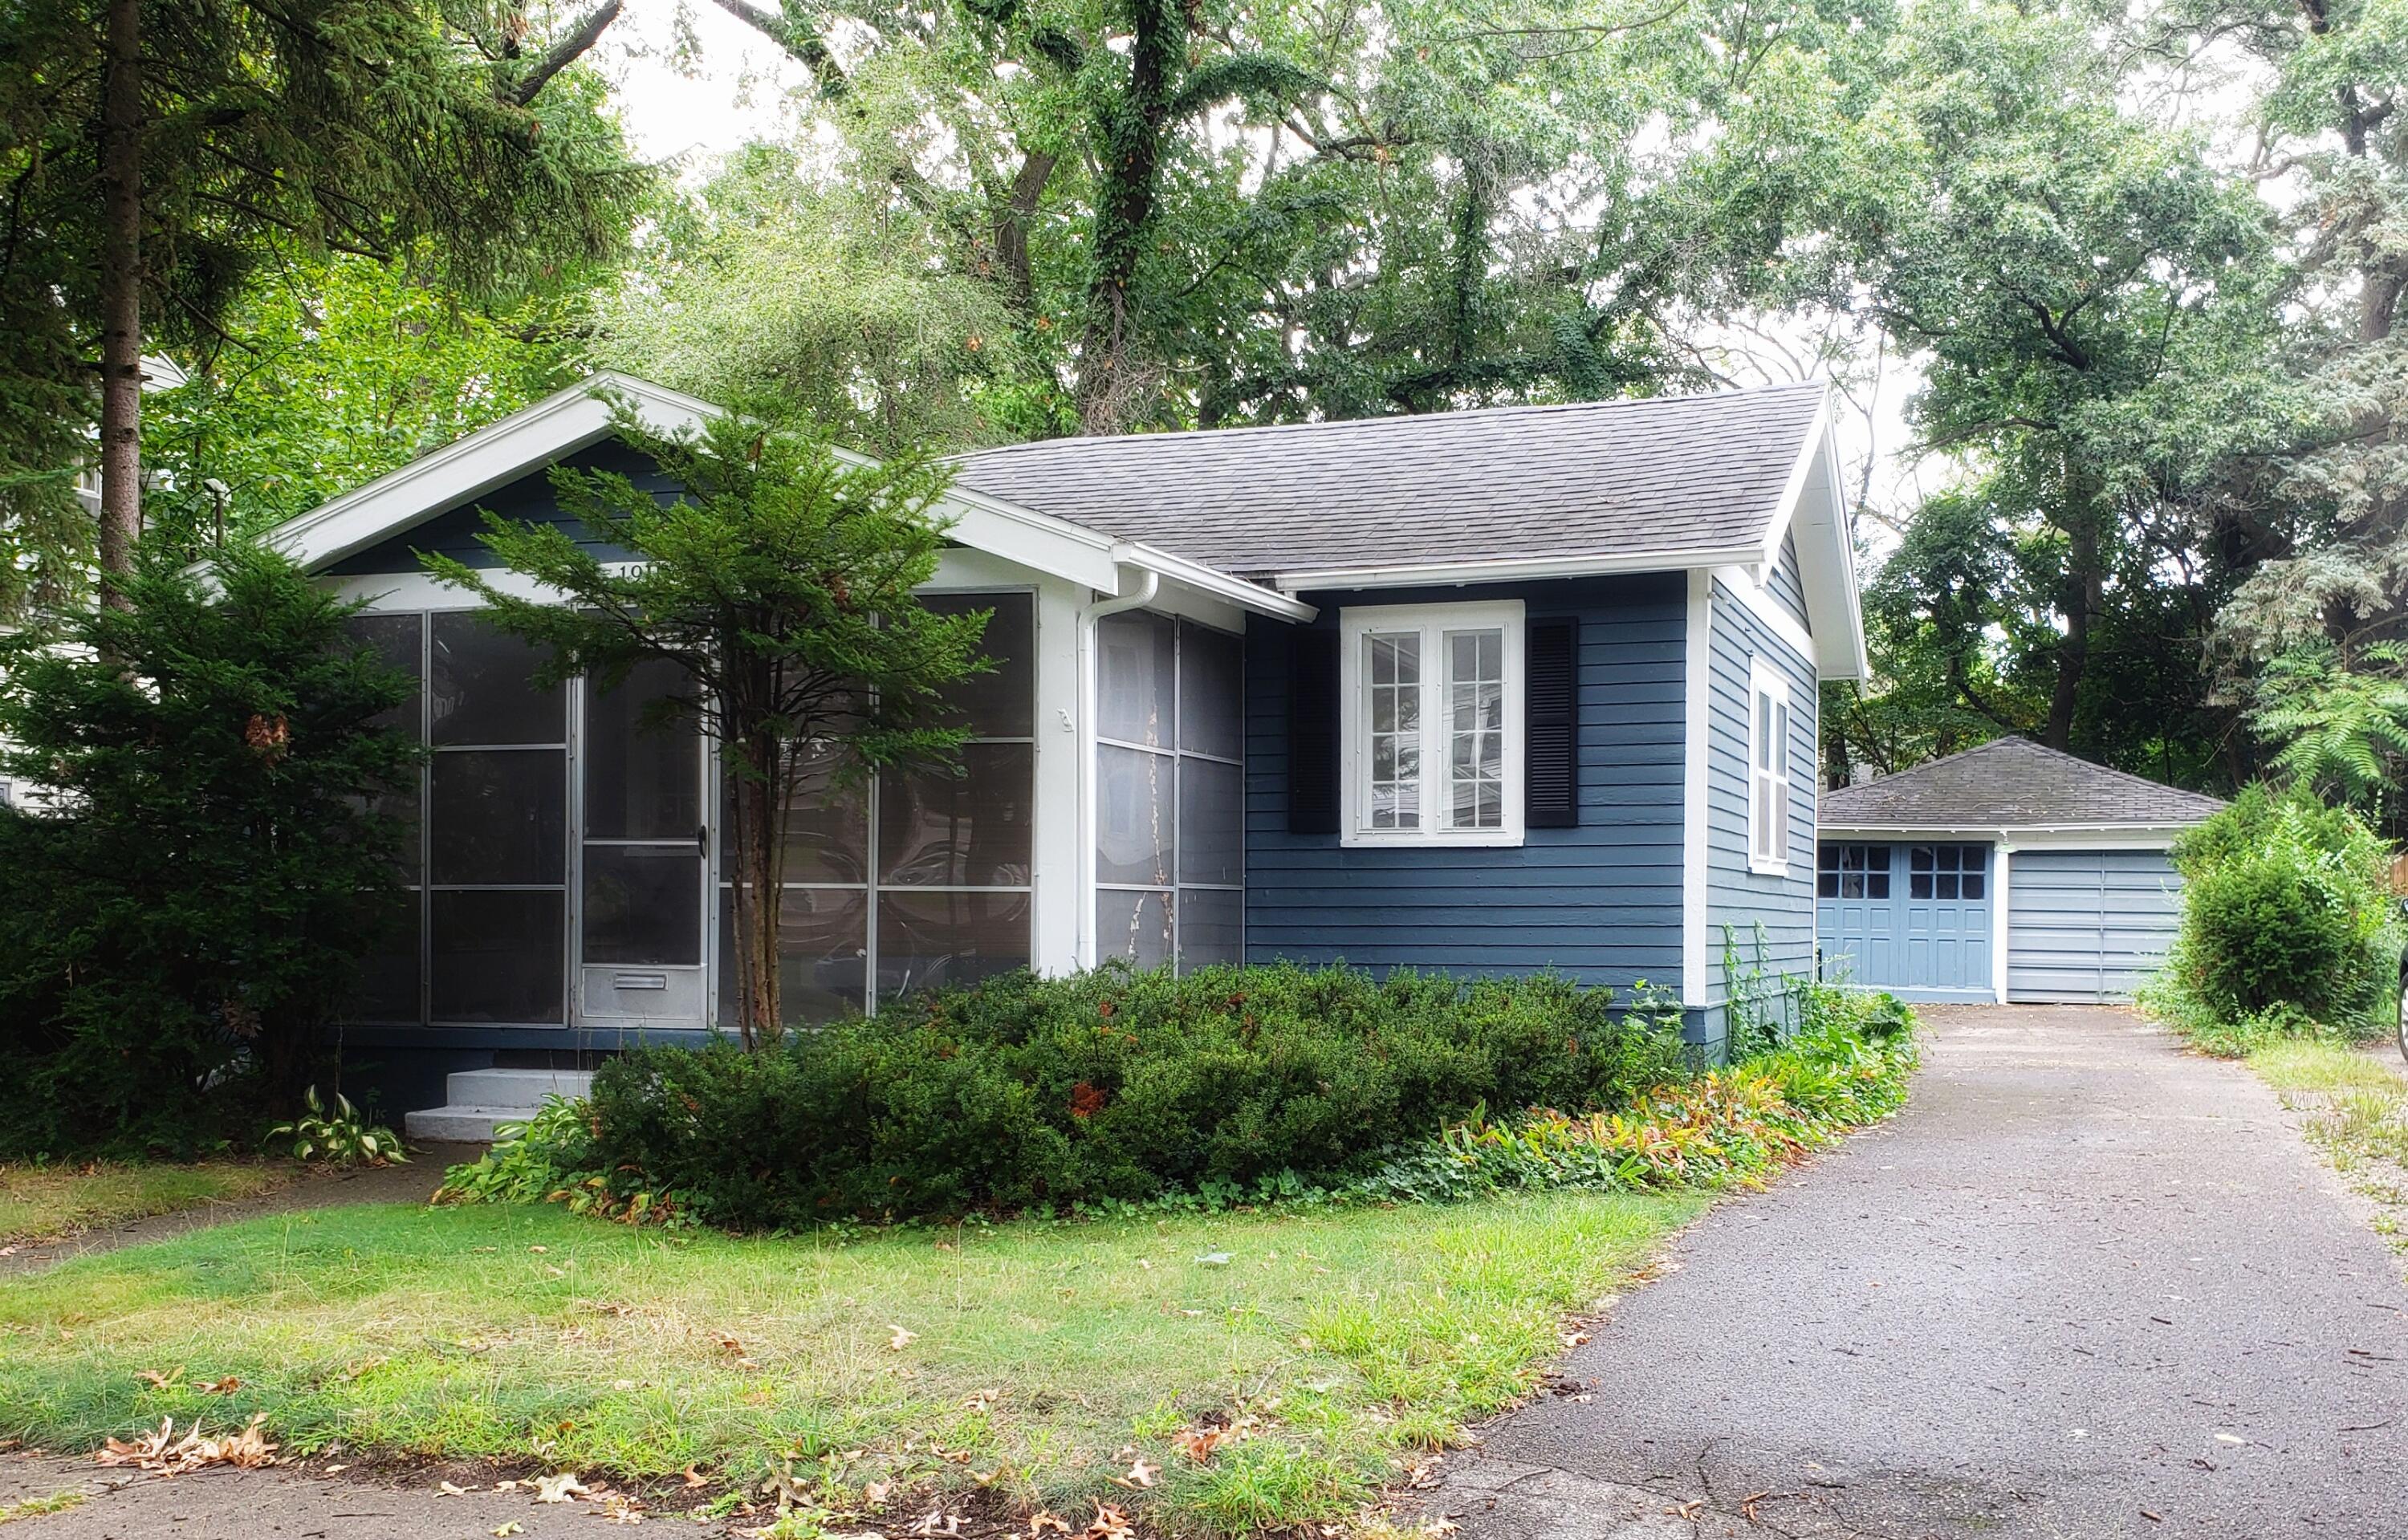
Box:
1340, 601, 1524, 846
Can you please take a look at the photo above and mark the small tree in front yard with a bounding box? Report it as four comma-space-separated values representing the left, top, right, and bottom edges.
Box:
423, 394, 989, 1049
0, 544, 419, 1156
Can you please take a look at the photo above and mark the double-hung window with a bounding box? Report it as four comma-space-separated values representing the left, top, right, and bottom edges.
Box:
1748, 657, 1793, 874
1339, 600, 1524, 846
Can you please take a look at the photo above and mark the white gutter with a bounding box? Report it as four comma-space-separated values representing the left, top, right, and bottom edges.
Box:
1117, 541, 1316, 623
1076, 564, 1161, 968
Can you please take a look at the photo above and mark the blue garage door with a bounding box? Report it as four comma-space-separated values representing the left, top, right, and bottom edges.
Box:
1816, 842, 1994, 1001
2006, 848, 2182, 1003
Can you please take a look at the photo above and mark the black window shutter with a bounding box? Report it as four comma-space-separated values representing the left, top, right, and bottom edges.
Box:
1287, 628, 1340, 834
1526, 617, 1579, 828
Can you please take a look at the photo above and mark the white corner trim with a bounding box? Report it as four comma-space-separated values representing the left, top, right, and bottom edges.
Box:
1991, 839, 2014, 1004
1337, 598, 1526, 847
1271, 546, 1763, 595
1746, 652, 1795, 877
1681, 570, 1711, 1007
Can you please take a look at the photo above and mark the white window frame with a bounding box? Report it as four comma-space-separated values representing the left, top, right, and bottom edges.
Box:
1338, 599, 1525, 848
1748, 656, 1793, 876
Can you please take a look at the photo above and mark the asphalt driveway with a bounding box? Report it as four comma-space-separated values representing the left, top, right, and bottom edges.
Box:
1428, 1004, 2408, 1539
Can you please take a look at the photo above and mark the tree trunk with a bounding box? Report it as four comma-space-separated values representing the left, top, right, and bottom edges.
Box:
1074, 0, 1179, 434
97, 0, 143, 601
2045, 468, 2103, 751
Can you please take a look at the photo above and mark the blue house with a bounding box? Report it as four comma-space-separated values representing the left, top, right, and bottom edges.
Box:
261, 374, 1866, 1128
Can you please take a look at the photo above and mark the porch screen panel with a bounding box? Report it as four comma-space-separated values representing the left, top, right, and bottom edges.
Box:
426, 614, 566, 1024
339, 614, 425, 1024
1094, 615, 1243, 972
717, 591, 1035, 1026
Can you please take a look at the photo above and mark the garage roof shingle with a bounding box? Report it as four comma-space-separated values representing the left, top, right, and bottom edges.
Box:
944, 382, 1826, 581
1820, 737, 2226, 831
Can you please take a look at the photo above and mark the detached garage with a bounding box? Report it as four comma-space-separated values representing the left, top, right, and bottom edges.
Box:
1816, 738, 2224, 1004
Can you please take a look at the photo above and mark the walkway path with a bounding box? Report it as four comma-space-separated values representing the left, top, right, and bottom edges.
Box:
1426, 1006, 2408, 1538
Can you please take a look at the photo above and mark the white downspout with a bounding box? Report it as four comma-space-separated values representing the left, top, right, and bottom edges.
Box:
1076, 562, 1160, 969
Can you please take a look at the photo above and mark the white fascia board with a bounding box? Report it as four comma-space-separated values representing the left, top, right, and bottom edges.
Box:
268, 372, 719, 574
1816, 822, 2194, 847
1758, 386, 1834, 569
1117, 542, 1316, 622
1272, 546, 1763, 595
265, 371, 1136, 595
1755, 390, 1869, 682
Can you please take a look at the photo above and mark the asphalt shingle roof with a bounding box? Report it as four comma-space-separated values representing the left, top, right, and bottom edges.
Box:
1820, 737, 2227, 831
944, 382, 1827, 581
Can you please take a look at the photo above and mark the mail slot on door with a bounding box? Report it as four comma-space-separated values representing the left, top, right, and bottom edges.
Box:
581, 965, 705, 1022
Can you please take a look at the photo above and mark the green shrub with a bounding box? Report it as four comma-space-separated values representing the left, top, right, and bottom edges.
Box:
0, 545, 420, 1158
563, 962, 1690, 1227
2150, 785, 2402, 1051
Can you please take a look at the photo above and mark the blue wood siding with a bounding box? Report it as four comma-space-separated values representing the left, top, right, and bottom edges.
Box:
1243, 575, 1686, 993
325, 438, 669, 575
1702, 578, 1818, 1045
1767, 531, 1811, 632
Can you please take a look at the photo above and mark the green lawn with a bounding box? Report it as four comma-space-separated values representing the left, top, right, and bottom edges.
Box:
0, 1191, 1702, 1534
2251, 1039, 2408, 1258
0, 1163, 287, 1245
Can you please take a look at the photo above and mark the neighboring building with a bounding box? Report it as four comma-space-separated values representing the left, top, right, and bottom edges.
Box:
1816, 737, 2225, 1005
258, 372, 1865, 1124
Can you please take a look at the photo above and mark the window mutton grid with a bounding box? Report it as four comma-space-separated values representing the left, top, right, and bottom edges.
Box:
1338, 600, 1525, 847
1817, 843, 1889, 900
1909, 843, 1987, 901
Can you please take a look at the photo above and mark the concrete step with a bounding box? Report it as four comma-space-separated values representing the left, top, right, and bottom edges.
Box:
404, 1068, 595, 1147
405, 1104, 551, 1144
441, 1067, 594, 1111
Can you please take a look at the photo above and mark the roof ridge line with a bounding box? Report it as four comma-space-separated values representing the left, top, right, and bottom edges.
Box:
940, 380, 1829, 462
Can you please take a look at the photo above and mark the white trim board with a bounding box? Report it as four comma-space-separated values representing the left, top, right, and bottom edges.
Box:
1680, 569, 1712, 1006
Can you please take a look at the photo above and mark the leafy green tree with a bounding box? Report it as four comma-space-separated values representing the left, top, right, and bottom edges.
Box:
593, 147, 1024, 455
664, 0, 1898, 435
1820, 0, 2293, 779
140, 251, 594, 554
421, 396, 991, 1048
0, 544, 419, 1156
0, 0, 645, 606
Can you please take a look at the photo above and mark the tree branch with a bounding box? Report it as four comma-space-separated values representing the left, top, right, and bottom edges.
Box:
510, 0, 622, 108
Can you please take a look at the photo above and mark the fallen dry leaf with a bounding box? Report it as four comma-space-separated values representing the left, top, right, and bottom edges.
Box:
95, 1413, 277, 1475
681, 1465, 710, 1489
1027, 1514, 1070, 1536
534, 1471, 594, 1503
135, 1368, 182, 1389
1082, 1501, 1134, 1540
1172, 1425, 1225, 1462
1561, 1331, 1591, 1348
908, 1509, 961, 1536
439, 1481, 470, 1497
1109, 1457, 1158, 1490
864, 1480, 893, 1505
491, 1525, 523, 1538
888, 1324, 918, 1351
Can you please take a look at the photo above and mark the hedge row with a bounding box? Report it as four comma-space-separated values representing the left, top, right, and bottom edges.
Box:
563, 963, 1694, 1226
